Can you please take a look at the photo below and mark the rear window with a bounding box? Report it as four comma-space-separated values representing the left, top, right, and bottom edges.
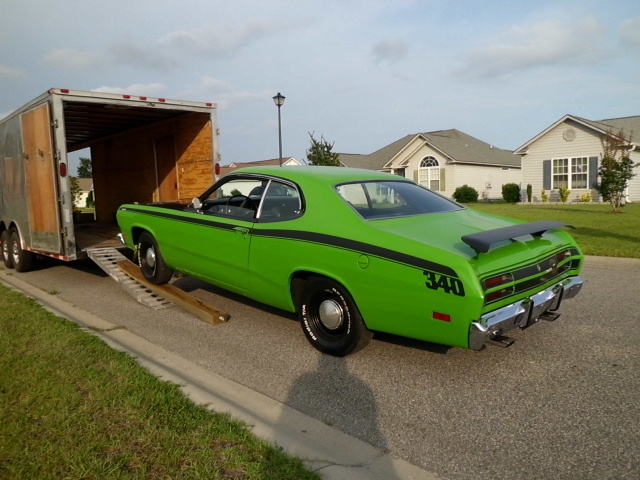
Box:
336, 180, 462, 219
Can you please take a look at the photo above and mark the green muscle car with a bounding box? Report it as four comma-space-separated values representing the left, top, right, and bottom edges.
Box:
116, 166, 584, 356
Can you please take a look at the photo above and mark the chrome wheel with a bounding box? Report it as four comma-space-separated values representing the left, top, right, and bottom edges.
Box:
318, 299, 344, 330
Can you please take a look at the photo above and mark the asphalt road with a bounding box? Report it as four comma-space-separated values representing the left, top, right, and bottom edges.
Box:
6, 255, 639, 480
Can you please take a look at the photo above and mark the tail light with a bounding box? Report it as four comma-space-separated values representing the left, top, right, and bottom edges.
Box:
483, 272, 514, 303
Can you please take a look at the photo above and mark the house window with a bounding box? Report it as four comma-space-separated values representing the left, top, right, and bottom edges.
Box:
418, 156, 440, 191
552, 157, 588, 189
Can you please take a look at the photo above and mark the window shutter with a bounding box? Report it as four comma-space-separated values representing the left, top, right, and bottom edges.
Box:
543, 160, 551, 190
589, 156, 599, 188
440, 168, 445, 192
413, 170, 419, 183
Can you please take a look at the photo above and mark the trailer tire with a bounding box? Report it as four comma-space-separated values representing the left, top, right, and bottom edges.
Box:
139, 232, 173, 284
1, 230, 14, 269
10, 230, 34, 273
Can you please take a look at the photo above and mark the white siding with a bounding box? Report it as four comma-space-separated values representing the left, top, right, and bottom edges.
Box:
447, 164, 521, 200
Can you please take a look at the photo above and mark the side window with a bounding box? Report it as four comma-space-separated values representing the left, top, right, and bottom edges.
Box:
259, 180, 302, 221
201, 178, 263, 219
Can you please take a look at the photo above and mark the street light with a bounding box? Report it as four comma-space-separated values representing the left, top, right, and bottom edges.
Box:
273, 92, 285, 166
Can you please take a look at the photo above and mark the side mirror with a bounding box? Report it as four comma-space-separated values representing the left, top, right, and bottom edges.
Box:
192, 197, 202, 209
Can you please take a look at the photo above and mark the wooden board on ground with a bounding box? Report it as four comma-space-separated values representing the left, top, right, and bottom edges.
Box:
117, 259, 230, 325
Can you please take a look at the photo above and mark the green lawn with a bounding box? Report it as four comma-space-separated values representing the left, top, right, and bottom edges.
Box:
468, 202, 640, 258
0, 284, 319, 480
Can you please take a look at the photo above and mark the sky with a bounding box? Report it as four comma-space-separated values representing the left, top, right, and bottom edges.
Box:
2, 0, 640, 173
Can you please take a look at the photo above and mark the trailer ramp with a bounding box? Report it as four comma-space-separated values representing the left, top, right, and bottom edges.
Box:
86, 247, 173, 310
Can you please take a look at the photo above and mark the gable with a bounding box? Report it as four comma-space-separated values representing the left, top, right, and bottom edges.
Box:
339, 129, 518, 172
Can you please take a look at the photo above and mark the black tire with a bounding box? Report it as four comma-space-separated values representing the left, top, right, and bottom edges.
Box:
298, 277, 373, 356
138, 232, 173, 284
1, 230, 14, 269
10, 230, 34, 273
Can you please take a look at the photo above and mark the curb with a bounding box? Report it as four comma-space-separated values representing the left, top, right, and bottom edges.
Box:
0, 270, 438, 480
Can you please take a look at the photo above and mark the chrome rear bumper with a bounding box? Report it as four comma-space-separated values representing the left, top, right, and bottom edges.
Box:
469, 276, 583, 350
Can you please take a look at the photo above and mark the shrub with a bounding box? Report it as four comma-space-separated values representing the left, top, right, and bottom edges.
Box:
502, 183, 521, 203
580, 192, 592, 203
541, 189, 549, 202
453, 185, 479, 203
558, 184, 571, 203
526, 184, 533, 203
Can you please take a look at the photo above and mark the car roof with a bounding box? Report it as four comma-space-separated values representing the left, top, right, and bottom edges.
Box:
227, 165, 408, 184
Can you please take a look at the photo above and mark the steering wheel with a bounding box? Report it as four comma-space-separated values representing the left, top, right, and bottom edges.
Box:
227, 195, 256, 211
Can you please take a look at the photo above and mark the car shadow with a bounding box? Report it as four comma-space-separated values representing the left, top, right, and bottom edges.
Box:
170, 275, 298, 320
372, 331, 452, 355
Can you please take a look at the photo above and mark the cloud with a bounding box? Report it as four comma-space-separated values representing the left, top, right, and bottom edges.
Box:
0, 65, 26, 78
180, 76, 271, 110
109, 40, 180, 71
109, 19, 287, 71
457, 16, 606, 80
91, 83, 167, 96
372, 39, 409, 64
620, 16, 640, 53
159, 19, 282, 56
44, 48, 101, 71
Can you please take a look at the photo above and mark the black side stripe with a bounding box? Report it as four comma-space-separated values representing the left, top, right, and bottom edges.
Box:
254, 229, 458, 278
120, 206, 458, 278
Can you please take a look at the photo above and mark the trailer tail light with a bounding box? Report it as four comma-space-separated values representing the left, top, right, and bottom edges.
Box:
215, 163, 221, 175
59, 163, 68, 177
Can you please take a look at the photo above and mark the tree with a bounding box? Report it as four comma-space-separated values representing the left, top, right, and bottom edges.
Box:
77, 157, 93, 178
305, 132, 342, 166
596, 129, 638, 212
70, 177, 82, 210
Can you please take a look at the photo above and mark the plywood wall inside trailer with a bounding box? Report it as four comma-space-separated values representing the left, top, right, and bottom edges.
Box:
90, 112, 214, 223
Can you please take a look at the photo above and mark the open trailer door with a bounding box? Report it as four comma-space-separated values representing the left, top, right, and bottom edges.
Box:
21, 103, 62, 254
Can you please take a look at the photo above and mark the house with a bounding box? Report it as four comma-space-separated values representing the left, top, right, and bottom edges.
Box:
74, 177, 93, 208
339, 129, 521, 200
219, 157, 303, 177
514, 115, 640, 202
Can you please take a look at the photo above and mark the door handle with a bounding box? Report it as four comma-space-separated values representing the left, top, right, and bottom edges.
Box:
233, 226, 250, 235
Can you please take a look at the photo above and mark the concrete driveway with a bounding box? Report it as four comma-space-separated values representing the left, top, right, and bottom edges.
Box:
2, 255, 639, 480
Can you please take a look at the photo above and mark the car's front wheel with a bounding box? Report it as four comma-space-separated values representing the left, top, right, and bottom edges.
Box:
138, 232, 174, 284
298, 277, 373, 356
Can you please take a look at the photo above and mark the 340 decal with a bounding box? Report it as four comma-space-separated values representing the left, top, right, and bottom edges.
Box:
423, 270, 465, 296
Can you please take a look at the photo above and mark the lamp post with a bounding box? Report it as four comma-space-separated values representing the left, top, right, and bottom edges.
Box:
273, 92, 285, 166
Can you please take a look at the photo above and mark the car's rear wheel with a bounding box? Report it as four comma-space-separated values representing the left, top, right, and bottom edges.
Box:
298, 277, 373, 356
138, 232, 173, 284
10, 230, 34, 273
1, 229, 14, 269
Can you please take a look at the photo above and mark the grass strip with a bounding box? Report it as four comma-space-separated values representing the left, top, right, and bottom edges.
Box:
0, 284, 319, 480
468, 203, 640, 258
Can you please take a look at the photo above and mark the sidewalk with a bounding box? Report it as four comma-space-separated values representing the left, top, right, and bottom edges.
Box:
0, 270, 438, 480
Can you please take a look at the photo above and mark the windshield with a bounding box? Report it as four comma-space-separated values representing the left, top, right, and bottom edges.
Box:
336, 180, 462, 219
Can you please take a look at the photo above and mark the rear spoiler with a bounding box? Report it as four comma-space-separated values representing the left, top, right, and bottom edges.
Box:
461, 221, 572, 253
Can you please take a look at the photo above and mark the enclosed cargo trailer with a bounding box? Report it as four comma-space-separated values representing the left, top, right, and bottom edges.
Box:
0, 88, 219, 271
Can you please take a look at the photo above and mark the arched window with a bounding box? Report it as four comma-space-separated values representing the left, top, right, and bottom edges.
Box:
418, 156, 440, 191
